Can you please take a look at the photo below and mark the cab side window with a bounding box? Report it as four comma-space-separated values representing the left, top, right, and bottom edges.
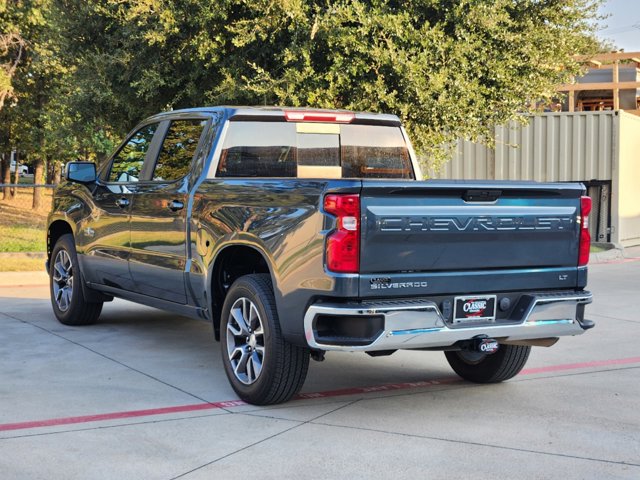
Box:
217, 122, 296, 177
108, 123, 158, 183
152, 119, 207, 181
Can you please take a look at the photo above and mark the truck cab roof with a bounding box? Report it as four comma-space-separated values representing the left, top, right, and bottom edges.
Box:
146, 106, 401, 126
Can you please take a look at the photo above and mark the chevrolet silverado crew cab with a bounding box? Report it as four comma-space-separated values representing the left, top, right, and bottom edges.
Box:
47, 107, 594, 405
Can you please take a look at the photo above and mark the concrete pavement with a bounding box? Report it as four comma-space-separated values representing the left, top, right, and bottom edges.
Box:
0, 253, 639, 479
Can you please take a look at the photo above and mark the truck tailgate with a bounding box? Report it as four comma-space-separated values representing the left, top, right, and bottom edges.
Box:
360, 180, 583, 274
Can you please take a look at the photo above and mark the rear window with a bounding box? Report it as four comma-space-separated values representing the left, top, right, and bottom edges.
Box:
215, 121, 413, 179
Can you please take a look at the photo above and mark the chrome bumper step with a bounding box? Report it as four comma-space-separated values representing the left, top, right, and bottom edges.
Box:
304, 292, 593, 352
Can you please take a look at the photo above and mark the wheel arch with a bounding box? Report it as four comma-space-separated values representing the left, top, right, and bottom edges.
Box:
209, 243, 276, 341
47, 219, 74, 265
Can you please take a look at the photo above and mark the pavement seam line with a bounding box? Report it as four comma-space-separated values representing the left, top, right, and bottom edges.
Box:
308, 421, 640, 468
0, 399, 353, 441
513, 364, 640, 382
168, 400, 362, 480
0, 311, 232, 413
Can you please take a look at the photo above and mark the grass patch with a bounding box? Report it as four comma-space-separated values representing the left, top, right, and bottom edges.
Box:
590, 245, 607, 253
0, 256, 46, 272
18, 175, 35, 185
0, 200, 48, 252
0, 225, 46, 252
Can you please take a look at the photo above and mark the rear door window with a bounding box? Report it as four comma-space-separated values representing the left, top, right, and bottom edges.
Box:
215, 121, 413, 179
152, 119, 207, 181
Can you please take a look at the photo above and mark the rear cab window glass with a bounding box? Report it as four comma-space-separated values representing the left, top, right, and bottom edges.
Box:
340, 124, 412, 179
108, 123, 158, 182
215, 121, 413, 179
217, 123, 296, 177
152, 119, 207, 181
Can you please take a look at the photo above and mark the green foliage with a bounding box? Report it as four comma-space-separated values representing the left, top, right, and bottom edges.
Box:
1, 0, 115, 170
2, 0, 605, 172
0, 1, 26, 111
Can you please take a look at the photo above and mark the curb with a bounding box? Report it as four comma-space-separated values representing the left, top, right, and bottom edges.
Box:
590, 244, 640, 264
590, 248, 625, 264
0, 252, 47, 281
0, 270, 48, 287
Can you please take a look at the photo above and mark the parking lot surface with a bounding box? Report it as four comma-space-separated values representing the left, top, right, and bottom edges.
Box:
1, 251, 639, 479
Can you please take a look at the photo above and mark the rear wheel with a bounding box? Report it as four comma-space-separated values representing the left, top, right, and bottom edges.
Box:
220, 274, 310, 405
49, 234, 102, 326
444, 344, 531, 383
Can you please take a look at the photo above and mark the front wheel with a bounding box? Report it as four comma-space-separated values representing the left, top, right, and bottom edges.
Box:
220, 274, 310, 405
49, 234, 103, 326
444, 344, 531, 383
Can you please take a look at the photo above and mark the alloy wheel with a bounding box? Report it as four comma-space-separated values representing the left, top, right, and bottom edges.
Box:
226, 297, 265, 385
52, 249, 73, 312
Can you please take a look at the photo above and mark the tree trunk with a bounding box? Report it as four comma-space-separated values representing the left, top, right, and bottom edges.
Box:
46, 157, 54, 184
12, 152, 20, 187
32, 157, 44, 210
1, 153, 11, 200
53, 161, 62, 185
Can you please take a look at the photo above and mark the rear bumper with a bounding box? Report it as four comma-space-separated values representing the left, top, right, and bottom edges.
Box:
303, 291, 593, 352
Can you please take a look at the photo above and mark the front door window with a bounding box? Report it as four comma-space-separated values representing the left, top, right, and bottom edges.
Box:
108, 123, 158, 183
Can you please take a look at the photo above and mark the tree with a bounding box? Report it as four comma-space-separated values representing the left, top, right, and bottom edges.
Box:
52, 0, 603, 169
4, 0, 53, 207
0, 0, 27, 111
3, 0, 604, 178
214, 0, 604, 167
1, 0, 25, 198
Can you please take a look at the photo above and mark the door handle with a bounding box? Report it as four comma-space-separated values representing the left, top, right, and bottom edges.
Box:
169, 200, 184, 212
116, 198, 130, 208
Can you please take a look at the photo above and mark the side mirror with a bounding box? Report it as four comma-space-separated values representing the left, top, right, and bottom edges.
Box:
65, 162, 96, 183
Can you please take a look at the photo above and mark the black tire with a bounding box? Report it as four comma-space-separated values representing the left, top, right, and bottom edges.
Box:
444, 344, 531, 383
220, 274, 310, 405
49, 233, 102, 326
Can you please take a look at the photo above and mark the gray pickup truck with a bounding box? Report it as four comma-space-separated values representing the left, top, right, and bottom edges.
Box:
47, 107, 593, 404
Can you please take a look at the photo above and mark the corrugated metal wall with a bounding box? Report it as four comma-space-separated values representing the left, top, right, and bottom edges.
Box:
436, 111, 616, 182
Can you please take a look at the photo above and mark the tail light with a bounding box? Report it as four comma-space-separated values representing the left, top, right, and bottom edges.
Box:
578, 195, 592, 266
324, 194, 360, 273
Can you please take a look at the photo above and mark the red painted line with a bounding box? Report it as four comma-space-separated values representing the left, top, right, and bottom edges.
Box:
520, 356, 640, 375
0, 400, 246, 432
2, 356, 640, 433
